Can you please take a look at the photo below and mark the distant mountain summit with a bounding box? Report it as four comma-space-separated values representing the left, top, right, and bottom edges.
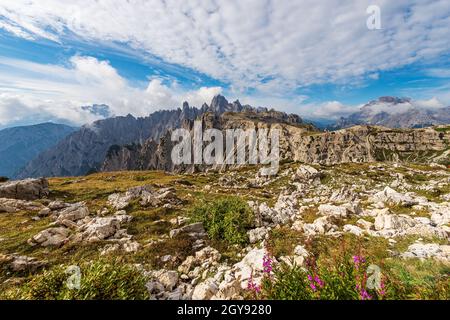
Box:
16, 95, 303, 178
0, 123, 76, 178
331, 96, 450, 129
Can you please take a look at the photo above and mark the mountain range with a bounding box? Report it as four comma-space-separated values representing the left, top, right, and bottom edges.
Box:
15, 95, 288, 178
0, 123, 76, 178
330, 97, 450, 130
5, 95, 450, 179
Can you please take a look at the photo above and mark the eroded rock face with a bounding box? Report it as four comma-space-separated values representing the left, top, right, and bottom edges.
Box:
0, 178, 49, 200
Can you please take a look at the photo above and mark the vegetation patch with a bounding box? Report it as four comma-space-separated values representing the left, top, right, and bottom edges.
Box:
1, 259, 149, 300
190, 197, 254, 246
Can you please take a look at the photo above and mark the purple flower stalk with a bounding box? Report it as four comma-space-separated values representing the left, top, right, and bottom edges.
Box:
247, 276, 261, 294
352, 255, 366, 269
360, 289, 372, 300
263, 253, 273, 274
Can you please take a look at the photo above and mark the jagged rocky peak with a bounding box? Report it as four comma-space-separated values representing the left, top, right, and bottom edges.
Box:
207, 95, 246, 113
209, 94, 230, 113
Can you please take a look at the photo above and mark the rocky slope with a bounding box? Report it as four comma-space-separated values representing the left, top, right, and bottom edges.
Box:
1, 161, 449, 300
0, 123, 76, 178
331, 97, 450, 129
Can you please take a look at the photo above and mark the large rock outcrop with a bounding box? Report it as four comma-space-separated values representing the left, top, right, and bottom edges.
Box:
0, 178, 49, 200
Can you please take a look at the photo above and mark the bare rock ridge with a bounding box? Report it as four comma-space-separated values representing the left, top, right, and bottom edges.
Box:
101, 109, 312, 173
102, 113, 450, 173
16, 95, 304, 178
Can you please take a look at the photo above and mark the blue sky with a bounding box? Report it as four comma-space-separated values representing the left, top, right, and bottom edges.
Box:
0, 0, 449, 128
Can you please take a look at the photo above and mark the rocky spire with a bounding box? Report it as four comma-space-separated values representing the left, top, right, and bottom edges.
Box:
209, 95, 229, 113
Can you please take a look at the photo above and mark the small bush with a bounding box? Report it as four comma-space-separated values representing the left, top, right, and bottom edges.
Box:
3, 259, 149, 300
191, 197, 254, 246
0, 176, 8, 183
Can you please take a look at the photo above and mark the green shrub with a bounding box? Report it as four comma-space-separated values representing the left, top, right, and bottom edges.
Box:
3, 259, 149, 300
261, 263, 313, 300
191, 197, 254, 246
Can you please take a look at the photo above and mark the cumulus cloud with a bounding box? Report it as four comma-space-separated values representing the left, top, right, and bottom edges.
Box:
0, 0, 449, 93
0, 55, 224, 127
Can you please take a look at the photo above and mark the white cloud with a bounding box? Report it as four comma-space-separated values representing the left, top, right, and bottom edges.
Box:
425, 68, 450, 78
306, 101, 357, 119
0, 0, 449, 93
304, 97, 447, 120
0, 55, 224, 127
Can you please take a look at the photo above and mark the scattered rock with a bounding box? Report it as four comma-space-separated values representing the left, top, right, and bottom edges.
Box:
7, 255, 47, 273
77, 215, 132, 243
372, 187, 417, 206
0, 198, 44, 213
318, 204, 348, 217
292, 165, 322, 183
401, 243, 449, 262
343, 224, 364, 236
248, 227, 268, 244
28, 227, 70, 247
192, 278, 219, 300
56, 202, 89, 223
170, 222, 206, 239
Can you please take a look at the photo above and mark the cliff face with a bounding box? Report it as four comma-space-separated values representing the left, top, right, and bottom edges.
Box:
102, 111, 313, 173
290, 126, 449, 165
102, 112, 450, 173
